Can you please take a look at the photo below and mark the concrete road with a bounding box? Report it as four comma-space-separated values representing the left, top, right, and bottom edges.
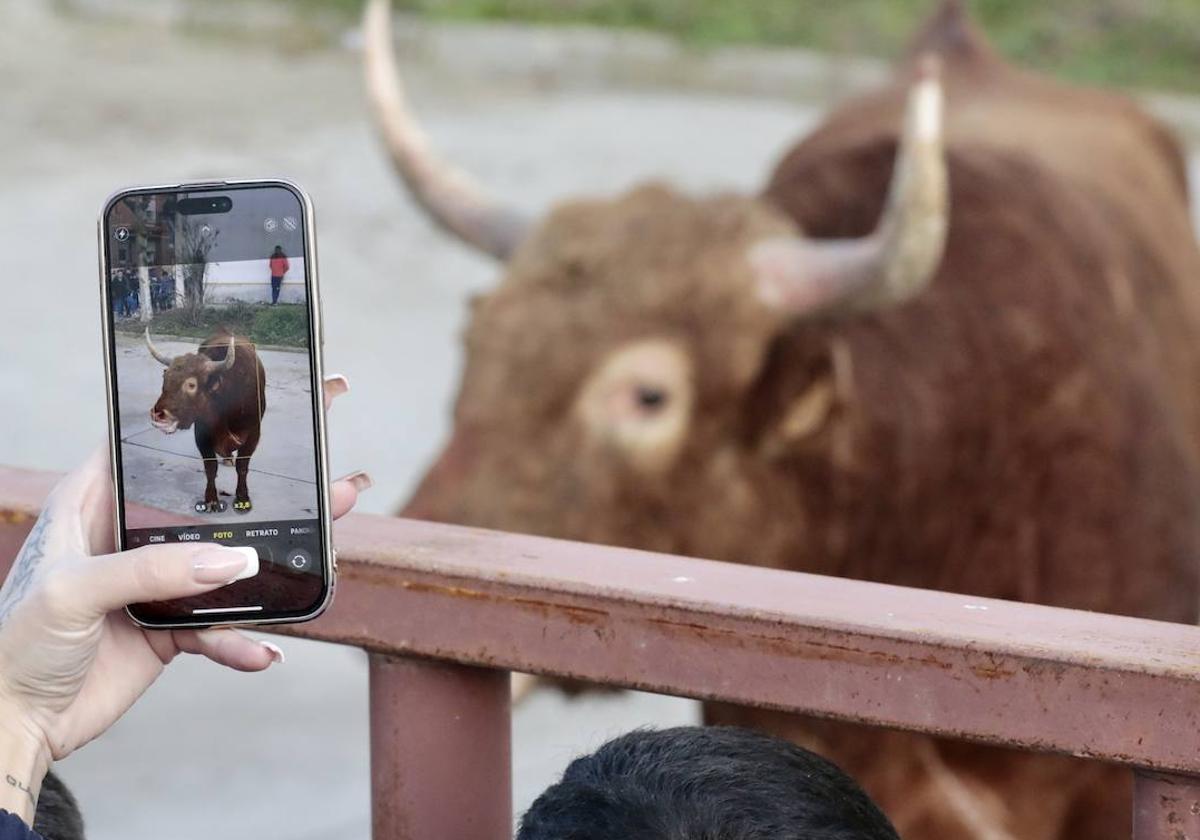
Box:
0, 1, 977, 838
115, 332, 319, 524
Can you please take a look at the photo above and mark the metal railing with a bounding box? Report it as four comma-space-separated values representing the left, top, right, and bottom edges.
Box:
2, 464, 1199, 838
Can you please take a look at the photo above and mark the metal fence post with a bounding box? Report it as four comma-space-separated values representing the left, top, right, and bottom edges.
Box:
369, 653, 512, 840
1133, 770, 1200, 839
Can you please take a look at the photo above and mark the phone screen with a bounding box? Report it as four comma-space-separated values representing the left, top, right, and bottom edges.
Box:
101, 182, 331, 626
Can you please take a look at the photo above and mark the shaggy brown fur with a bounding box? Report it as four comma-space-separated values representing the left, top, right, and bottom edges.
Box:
402, 4, 1200, 837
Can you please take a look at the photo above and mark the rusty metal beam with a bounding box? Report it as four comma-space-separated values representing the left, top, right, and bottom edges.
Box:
5, 465, 1200, 776
369, 654, 511, 840
1133, 771, 1200, 839
0, 467, 56, 566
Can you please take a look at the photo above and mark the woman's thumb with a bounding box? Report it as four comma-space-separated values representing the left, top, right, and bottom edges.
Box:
51, 544, 255, 617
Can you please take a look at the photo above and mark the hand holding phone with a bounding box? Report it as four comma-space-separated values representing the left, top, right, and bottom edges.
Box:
0, 433, 363, 821
100, 180, 337, 627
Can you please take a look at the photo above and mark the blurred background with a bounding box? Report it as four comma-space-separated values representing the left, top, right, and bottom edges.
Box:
3, 0, 1200, 837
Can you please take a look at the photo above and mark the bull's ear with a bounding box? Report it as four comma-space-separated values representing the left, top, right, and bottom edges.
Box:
771, 378, 835, 450
748, 338, 851, 462
755, 371, 839, 460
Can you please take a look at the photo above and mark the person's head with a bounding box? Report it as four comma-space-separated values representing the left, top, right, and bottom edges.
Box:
33, 772, 85, 840
517, 726, 900, 840
273, 245, 284, 255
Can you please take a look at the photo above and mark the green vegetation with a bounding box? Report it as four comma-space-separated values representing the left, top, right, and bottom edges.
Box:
116, 303, 310, 349
251, 305, 312, 347
302, 0, 1200, 93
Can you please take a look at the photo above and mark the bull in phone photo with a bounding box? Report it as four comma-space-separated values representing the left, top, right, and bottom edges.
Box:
144, 329, 265, 514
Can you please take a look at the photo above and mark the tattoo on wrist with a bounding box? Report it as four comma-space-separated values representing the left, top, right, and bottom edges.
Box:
0, 511, 50, 626
4, 774, 34, 806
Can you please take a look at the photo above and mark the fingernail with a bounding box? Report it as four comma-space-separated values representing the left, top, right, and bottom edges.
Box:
324, 374, 350, 398
260, 641, 286, 665
337, 470, 373, 492
192, 549, 251, 584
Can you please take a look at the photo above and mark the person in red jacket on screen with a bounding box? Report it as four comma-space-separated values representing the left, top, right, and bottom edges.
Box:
269, 245, 289, 304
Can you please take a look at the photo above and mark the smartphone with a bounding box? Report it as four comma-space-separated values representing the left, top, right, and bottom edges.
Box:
98, 179, 334, 628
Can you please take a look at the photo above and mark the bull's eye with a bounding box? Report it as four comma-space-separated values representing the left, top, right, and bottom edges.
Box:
183, 377, 198, 395
576, 338, 693, 474
635, 385, 668, 412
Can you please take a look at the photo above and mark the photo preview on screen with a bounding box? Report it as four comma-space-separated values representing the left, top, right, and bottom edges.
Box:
106, 187, 327, 620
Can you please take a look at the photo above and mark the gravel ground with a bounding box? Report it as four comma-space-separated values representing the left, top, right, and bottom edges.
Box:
0, 2, 820, 837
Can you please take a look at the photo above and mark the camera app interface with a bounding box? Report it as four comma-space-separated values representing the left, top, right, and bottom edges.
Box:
105, 186, 325, 621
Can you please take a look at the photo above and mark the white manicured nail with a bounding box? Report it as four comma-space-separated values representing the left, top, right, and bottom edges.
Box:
260, 641, 285, 665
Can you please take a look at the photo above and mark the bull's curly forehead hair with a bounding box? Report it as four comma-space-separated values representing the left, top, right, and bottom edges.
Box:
520, 190, 778, 304
517, 726, 900, 840
508, 185, 794, 290
464, 185, 795, 405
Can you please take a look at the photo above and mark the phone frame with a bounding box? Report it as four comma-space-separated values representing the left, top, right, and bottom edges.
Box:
98, 178, 335, 629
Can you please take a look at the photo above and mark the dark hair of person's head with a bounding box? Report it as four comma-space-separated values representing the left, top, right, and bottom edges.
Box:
517, 726, 900, 840
33, 771, 85, 840
273, 245, 283, 254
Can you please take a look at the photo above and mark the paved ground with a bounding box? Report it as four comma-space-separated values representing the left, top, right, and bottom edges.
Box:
0, 3, 814, 838
115, 332, 319, 524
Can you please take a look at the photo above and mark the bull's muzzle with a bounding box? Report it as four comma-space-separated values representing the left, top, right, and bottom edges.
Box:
150, 407, 178, 434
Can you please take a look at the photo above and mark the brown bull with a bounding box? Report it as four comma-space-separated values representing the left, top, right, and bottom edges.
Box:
146, 329, 266, 513
365, 1, 1200, 837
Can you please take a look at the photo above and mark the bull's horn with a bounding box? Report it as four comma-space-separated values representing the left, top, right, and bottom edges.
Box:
751, 56, 948, 318
207, 335, 237, 373
363, 0, 529, 260
144, 328, 175, 367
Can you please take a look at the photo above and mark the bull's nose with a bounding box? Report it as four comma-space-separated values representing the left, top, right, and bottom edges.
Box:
151, 408, 168, 423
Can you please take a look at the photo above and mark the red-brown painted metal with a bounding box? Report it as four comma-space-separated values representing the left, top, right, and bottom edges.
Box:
5, 466, 1200, 783
1133, 771, 1200, 839
0, 467, 57, 567
294, 512, 1200, 776
369, 654, 511, 840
